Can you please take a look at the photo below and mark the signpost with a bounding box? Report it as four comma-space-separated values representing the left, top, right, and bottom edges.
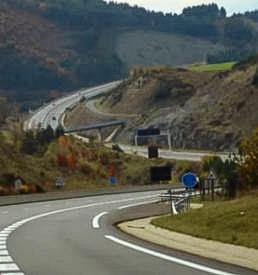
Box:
208, 169, 217, 201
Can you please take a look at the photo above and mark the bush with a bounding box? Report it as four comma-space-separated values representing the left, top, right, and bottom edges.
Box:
238, 128, 258, 189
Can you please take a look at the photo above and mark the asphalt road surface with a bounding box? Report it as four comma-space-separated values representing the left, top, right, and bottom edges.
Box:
0, 191, 255, 275
25, 81, 120, 131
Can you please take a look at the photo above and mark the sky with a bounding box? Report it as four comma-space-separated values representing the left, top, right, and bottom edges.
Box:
105, 0, 258, 15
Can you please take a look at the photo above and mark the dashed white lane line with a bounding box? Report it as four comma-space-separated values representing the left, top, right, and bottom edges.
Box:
0, 251, 8, 256
0, 193, 160, 274
0, 256, 13, 263
118, 200, 158, 210
92, 212, 108, 229
0, 263, 20, 271
105, 235, 238, 275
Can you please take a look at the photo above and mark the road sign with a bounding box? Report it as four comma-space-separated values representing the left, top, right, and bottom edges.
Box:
182, 172, 198, 188
208, 169, 217, 181
56, 177, 65, 188
150, 166, 171, 182
148, 146, 159, 159
137, 128, 160, 136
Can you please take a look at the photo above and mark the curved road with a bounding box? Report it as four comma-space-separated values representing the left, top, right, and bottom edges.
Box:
0, 191, 254, 275
26, 82, 229, 162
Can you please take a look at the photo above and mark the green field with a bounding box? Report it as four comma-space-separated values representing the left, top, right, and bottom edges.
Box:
151, 192, 258, 249
189, 62, 236, 72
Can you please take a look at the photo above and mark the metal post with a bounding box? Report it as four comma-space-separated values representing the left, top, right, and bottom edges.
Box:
134, 135, 138, 147
168, 189, 173, 215
167, 130, 172, 151
211, 179, 215, 201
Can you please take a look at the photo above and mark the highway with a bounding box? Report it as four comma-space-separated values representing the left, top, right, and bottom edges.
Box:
26, 82, 229, 162
0, 191, 253, 275
25, 81, 121, 131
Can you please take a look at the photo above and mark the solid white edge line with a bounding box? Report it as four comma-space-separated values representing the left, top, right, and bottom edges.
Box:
118, 200, 158, 210
105, 235, 238, 275
92, 212, 108, 229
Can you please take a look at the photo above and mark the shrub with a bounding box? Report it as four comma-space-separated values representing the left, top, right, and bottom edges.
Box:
238, 128, 258, 189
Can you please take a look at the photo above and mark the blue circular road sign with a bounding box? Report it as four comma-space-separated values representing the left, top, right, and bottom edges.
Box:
182, 172, 198, 188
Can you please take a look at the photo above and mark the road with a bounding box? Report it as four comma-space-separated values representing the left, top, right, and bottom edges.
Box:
0, 191, 253, 275
26, 82, 229, 162
25, 81, 121, 131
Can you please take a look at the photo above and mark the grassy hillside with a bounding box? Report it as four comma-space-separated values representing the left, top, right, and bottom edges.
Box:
189, 62, 236, 72
0, 127, 175, 195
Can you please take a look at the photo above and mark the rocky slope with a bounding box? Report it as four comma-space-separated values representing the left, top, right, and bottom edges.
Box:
100, 62, 258, 151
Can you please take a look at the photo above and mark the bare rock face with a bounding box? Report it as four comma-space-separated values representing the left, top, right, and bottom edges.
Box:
103, 65, 258, 151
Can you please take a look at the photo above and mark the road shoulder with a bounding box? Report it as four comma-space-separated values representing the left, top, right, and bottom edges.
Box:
118, 216, 258, 272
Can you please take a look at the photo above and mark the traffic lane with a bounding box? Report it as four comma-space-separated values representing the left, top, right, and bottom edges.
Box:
0, 191, 161, 231
104, 204, 257, 275
9, 203, 212, 275
3, 192, 254, 275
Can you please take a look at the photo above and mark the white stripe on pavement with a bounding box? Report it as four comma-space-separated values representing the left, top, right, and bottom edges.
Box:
92, 212, 108, 229
0, 192, 161, 275
105, 235, 238, 275
0, 263, 20, 271
1, 273, 25, 275
0, 256, 12, 263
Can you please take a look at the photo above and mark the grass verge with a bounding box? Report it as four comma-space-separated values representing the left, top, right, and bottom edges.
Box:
151, 192, 258, 249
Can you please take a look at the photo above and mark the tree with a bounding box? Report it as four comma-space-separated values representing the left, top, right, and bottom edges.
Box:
238, 128, 258, 189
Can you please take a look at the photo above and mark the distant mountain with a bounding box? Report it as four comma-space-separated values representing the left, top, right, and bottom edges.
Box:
1, 0, 258, 109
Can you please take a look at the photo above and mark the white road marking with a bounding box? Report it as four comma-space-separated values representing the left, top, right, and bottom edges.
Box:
92, 212, 108, 229
1, 273, 25, 275
105, 235, 238, 275
0, 245, 7, 250
0, 241, 6, 245
0, 263, 19, 271
0, 193, 161, 275
0, 256, 12, 263
118, 200, 158, 210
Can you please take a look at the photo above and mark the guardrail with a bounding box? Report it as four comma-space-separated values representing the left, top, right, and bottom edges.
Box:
160, 189, 194, 215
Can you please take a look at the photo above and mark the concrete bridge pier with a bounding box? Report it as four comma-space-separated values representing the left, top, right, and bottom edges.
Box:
97, 128, 102, 142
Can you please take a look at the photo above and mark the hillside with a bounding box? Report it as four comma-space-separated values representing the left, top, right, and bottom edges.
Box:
0, 127, 171, 195
99, 59, 258, 151
2, 0, 258, 109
